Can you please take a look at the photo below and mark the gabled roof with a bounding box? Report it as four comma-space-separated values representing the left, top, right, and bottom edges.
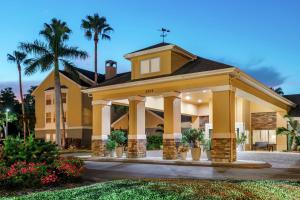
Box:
284, 94, 300, 117
59, 67, 105, 87
95, 56, 233, 87
73, 67, 105, 83
129, 42, 171, 54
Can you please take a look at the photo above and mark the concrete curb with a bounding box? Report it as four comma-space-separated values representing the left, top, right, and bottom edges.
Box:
83, 157, 272, 169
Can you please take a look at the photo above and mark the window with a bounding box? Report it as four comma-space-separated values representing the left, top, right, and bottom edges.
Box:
252, 130, 276, 144
62, 93, 67, 104
46, 112, 52, 123
46, 95, 52, 105
140, 57, 160, 74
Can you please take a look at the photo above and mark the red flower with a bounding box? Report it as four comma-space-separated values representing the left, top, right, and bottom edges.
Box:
41, 173, 58, 185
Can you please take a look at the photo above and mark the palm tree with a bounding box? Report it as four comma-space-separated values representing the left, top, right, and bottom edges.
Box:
276, 115, 300, 151
274, 87, 284, 96
81, 13, 113, 84
20, 18, 88, 147
7, 51, 28, 142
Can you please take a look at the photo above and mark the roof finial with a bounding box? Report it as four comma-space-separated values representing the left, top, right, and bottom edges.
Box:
158, 28, 170, 43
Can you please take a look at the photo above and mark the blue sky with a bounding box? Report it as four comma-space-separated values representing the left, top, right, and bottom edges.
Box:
0, 0, 300, 97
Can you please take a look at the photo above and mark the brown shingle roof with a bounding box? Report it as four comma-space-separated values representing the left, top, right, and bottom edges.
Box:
129, 42, 171, 54
95, 56, 233, 87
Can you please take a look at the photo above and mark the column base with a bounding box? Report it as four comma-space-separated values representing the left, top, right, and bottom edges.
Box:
127, 139, 146, 158
163, 139, 178, 160
91, 139, 107, 157
211, 138, 236, 163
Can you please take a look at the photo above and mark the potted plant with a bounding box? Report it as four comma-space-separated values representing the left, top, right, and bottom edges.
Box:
182, 128, 204, 161
178, 141, 189, 160
109, 130, 127, 158
236, 134, 247, 151
203, 138, 212, 160
106, 138, 116, 157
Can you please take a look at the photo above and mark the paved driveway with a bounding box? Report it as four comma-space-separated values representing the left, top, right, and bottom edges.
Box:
84, 161, 300, 182
78, 151, 300, 182
147, 150, 300, 169
69, 150, 300, 169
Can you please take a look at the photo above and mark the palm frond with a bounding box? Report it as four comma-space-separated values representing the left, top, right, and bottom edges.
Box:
24, 59, 41, 75
101, 34, 111, 40
20, 40, 50, 55
276, 127, 291, 135
60, 46, 88, 60
24, 54, 53, 75
7, 51, 27, 63
60, 59, 79, 81
7, 54, 16, 63
84, 30, 92, 40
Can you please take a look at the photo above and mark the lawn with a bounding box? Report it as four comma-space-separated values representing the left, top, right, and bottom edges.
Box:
3, 179, 300, 200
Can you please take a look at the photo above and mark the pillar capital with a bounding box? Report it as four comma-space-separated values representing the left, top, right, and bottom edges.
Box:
128, 96, 145, 101
92, 100, 112, 106
162, 91, 181, 98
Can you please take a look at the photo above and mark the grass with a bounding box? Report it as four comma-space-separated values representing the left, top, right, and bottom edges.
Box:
3, 179, 300, 200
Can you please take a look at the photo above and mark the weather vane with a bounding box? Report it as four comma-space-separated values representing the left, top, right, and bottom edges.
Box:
159, 28, 170, 43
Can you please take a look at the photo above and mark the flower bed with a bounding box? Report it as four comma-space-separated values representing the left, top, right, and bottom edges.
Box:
0, 136, 85, 189
0, 157, 84, 188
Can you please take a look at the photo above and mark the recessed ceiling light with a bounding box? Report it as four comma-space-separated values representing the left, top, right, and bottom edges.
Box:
185, 96, 191, 100
197, 99, 202, 103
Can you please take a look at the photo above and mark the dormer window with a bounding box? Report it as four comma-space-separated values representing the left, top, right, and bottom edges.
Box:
140, 57, 160, 74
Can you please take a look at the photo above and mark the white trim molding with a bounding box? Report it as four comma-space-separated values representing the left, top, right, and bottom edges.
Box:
124, 45, 197, 60
128, 134, 147, 140
83, 68, 236, 94
162, 91, 181, 98
163, 133, 182, 140
128, 96, 146, 101
92, 135, 108, 140
237, 70, 296, 107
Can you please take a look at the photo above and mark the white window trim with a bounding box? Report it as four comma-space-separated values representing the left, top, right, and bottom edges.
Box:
140, 57, 160, 75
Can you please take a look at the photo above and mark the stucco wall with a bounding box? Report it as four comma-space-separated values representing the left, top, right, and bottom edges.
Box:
33, 71, 84, 130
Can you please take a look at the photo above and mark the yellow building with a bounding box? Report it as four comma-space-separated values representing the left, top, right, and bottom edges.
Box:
83, 42, 296, 162
34, 42, 297, 163
32, 66, 108, 148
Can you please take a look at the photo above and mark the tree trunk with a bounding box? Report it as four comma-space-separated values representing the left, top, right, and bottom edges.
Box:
291, 134, 298, 151
94, 35, 98, 84
54, 64, 62, 147
18, 65, 26, 143
60, 94, 66, 148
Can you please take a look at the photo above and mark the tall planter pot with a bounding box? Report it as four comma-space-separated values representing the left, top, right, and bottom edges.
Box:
116, 146, 123, 158
180, 152, 188, 160
191, 147, 201, 161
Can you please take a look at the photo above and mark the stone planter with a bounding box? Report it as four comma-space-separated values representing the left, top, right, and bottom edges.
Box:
206, 150, 211, 160
180, 152, 188, 160
116, 146, 123, 158
191, 147, 201, 161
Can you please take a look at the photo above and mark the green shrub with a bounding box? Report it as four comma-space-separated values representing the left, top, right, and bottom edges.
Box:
109, 130, 127, 147
3, 135, 58, 166
106, 139, 116, 151
182, 128, 204, 148
147, 135, 162, 150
